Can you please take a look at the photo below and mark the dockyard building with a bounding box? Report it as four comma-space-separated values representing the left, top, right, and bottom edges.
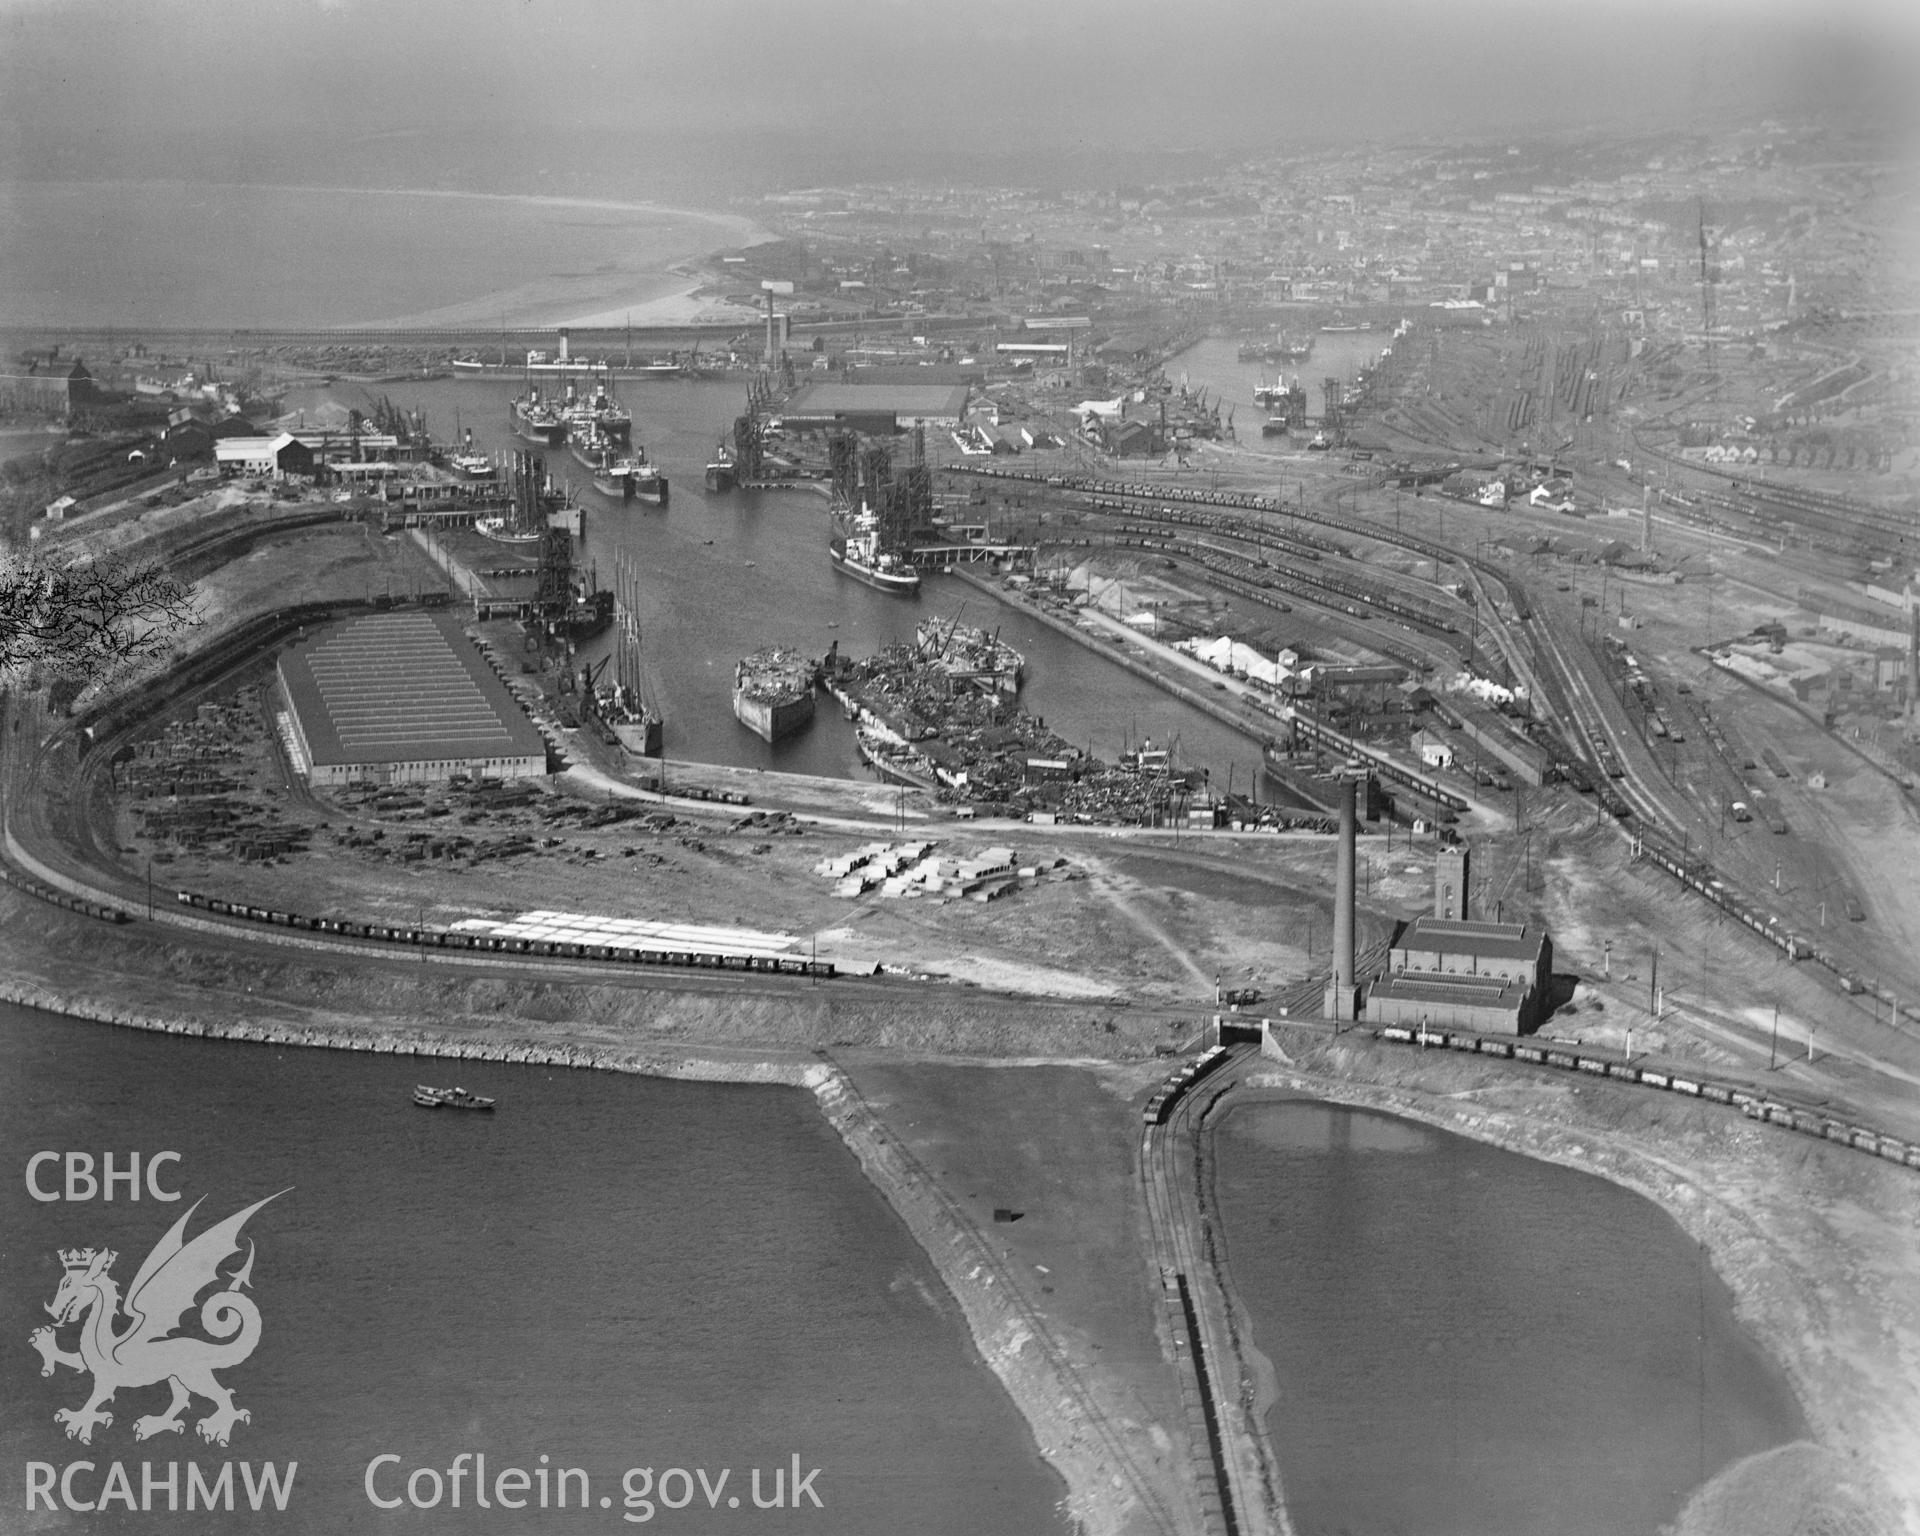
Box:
277, 610, 548, 787
781, 382, 970, 433
0, 359, 102, 416
214, 433, 317, 479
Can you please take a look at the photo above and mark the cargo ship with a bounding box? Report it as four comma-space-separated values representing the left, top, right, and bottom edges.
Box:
569, 420, 615, 471
829, 502, 919, 595
915, 617, 1023, 695
590, 677, 662, 756
455, 353, 681, 380
1238, 333, 1313, 364
855, 724, 938, 791
732, 648, 817, 743
511, 387, 567, 446
592, 454, 637, 500
629, 448, 668, 505
591, 381, 632, 446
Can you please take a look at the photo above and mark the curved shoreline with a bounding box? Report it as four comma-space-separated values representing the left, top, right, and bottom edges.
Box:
1215, 1041, 1915, 1535
0, 976, 1156, 1536
2, 179, 776, 333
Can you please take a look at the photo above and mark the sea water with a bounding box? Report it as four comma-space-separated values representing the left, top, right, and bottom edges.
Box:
0, 180, 764, 330
0, 1002, 1070, 1534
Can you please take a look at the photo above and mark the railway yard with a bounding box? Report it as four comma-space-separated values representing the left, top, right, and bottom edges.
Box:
8, 162, 1920, 1536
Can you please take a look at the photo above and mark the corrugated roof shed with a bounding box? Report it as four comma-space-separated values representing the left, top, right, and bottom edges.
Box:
784, 382, 970, 419
278, 610, 545, 770
1397, 915, 1547, 963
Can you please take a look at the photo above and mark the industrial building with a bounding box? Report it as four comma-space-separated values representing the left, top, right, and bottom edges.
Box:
277, 610, 547, 787
214, 433, 317, 479
0, 359, 102, 416
781, 382, 970, 433
1366, 915, 1555, 1034
1311, 802, 1557, 1034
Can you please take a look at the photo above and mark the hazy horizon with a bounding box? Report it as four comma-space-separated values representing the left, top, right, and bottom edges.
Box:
4, 0, 1917, 199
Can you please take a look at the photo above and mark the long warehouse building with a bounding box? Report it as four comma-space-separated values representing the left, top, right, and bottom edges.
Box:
277, 609, 548, 786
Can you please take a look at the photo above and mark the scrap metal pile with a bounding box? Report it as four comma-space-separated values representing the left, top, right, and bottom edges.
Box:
826, 642, 1203, 824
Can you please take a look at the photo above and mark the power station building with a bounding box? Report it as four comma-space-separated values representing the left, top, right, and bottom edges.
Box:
1314, 802, 1557, 1035
277, 610, 547, 787
1365, 916, 1555, 1034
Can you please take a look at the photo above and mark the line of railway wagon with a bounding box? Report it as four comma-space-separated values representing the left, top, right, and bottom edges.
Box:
1631, 832, 1898, 1006
1372, 1023, 1920, 1170
1143, 1043, 1234, 1125
172, 889, 836, 976
0, 859, 132, 924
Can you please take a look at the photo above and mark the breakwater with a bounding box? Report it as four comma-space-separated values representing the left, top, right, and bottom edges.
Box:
815, 1065, 1182, 1536
0, 975, 820, 1084
0, 972, 1136, 1536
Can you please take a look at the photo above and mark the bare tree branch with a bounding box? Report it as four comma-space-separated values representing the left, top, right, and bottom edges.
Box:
0, 547, 201, 683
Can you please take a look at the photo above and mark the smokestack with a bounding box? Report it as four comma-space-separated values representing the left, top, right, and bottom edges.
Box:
1325, 778, 1360, 1021
1909, 605, 1918, 722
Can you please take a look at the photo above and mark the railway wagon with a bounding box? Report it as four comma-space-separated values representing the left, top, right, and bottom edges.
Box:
170, 888, 837, 979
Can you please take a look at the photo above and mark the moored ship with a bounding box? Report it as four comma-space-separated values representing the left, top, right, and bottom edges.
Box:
855, 724, 938, 791
915, 617, 1023, 695
704, 444, 736, 493
830, 530, 920, 593
1238, 332, 1314, 365
629, 448, 668, 505
829, 500, 919, 595
592, 455, 637, 500
511, 387, 567, 446
732, 648, 817, 743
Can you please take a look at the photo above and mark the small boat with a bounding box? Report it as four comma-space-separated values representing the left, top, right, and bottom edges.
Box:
413, 1084, 496, 1111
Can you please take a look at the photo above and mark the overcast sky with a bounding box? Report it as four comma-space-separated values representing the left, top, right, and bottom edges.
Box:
4, 0, 1917, 189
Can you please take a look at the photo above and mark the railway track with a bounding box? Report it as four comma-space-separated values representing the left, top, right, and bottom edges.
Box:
1138, 1042, 1283, 1536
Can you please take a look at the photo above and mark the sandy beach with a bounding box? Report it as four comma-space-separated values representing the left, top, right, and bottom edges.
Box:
556, 276, 771, 330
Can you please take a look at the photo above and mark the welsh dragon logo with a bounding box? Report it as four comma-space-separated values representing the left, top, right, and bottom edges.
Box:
29, 1192, 285, 1447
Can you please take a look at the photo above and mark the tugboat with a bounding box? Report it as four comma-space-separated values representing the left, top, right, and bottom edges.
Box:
704, 443, 736, 493
413, 1084, 496, 1111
